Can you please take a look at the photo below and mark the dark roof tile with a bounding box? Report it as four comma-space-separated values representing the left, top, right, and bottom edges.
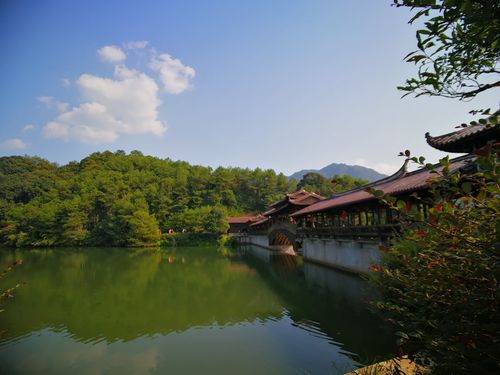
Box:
291, 155, 474, 217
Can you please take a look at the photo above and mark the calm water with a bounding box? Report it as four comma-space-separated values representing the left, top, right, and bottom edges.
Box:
0, 245, 394, 374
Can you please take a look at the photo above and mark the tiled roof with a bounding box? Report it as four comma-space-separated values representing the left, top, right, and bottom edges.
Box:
426, 124, 499, 153
269, 189, 325, 208
291, 155, 475, 217
228, 216, 262, 224
249, 217, 270, 227
261, 208, 276, 216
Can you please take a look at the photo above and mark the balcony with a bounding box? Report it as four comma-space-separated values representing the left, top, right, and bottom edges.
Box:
297, 224, 399, 242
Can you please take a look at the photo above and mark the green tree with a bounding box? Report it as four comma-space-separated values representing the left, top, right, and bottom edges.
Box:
126, 210, 161, 247
298, 172, 367, 196
0, 152, 296, 247
61, 208, 88, 246
395, 0, 500, 100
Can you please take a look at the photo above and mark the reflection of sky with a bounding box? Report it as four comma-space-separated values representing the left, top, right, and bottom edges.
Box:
0, 317, 358, 375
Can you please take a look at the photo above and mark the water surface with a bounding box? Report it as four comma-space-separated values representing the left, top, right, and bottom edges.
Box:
0, 245, 394, 374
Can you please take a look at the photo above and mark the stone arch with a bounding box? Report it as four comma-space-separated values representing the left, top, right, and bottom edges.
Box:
267, 221, 299, 253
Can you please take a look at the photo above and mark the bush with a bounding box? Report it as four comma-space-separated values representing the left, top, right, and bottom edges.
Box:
160, 232, 218, 247
368, 149, 499, 374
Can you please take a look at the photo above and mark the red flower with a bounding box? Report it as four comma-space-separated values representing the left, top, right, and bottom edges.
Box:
415, 230, 426, 238
405, 201, 413, 212
428, 259, 439, 267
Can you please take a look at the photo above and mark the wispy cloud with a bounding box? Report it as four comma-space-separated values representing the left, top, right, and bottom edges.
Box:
124, 41, 149, 50
61, 78, 71, 87
0, 138, 29, 150
23, 124, 36, 132
97, 45, 126, 63
37, 96, 69, 113
37, 96, 53, 105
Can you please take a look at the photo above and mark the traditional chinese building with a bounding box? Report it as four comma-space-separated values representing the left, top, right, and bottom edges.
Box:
229, 122, 498, 273
227, 215, 264, 234
228, 189, 325, 253
425, 123, 499, 153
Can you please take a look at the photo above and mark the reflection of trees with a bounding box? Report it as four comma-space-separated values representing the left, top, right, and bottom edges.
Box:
0, 247, 282, 343
241, 247, 394, 361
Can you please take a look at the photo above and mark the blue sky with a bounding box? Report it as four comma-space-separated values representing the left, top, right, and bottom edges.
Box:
1, 0, 498, 175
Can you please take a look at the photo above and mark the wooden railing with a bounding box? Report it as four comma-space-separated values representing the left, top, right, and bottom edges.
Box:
296, 224, 399, 242
246, 230, 268, 236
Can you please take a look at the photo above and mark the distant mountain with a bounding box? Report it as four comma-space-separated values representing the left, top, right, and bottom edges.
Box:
289, 163, 387, 182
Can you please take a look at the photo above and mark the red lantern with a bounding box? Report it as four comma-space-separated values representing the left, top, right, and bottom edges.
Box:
341, 210, 348, 220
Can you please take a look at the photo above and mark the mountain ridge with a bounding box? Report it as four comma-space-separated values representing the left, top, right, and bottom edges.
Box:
289, 162, 387, 182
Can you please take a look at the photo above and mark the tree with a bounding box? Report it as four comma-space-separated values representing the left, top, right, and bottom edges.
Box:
126, 210, 161, 247
298, 172, 367, 196
367, 149, 499, 374
394, 0, 500, 100
0, 152, 296, 247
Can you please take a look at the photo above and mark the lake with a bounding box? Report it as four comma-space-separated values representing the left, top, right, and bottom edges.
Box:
0, 245, 394, 374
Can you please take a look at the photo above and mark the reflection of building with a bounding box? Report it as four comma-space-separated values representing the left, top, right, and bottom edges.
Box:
229, 123, 498, 273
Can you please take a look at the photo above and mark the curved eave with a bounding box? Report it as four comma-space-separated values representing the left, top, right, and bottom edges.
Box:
291, 155, 474, 217
425, 125, 499, 153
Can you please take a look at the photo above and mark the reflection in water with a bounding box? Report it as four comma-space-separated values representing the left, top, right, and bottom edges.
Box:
0, 246, 394, 374
240, 245, 394, 359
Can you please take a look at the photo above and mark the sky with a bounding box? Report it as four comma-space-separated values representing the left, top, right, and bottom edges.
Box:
0, 0, 498, 176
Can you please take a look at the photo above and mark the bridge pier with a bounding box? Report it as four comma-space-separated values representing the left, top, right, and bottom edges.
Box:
245, 234, 296, 254
301, 237, 380, 274
243, 222, 382, 274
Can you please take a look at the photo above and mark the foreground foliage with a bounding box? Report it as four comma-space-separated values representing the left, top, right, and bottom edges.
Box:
368, 145, 499, 374
0, 151, 297, 247
394, 0, 500, 100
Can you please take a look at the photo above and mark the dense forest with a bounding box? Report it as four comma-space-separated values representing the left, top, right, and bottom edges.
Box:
0, 151, 366, 247
297, 172, 367, 197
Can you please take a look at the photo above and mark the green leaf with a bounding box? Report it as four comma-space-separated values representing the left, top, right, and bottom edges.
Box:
397, 200, 406, 211
395, 331, 409, 340
461, 182, 472, 194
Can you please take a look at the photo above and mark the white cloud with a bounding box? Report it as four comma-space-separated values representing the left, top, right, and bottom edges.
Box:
37, 96, 54, 105
41, 43, 193, 145
37, 96, 69, 113
354, 159, 401, 175
44, 66, 166, 144
98, 45, 126, 63
0, 138, 29, 150
124, 40, 149, 50
62, 78, 71, 87
23, 124, 36, 132
150, 53, 195, 94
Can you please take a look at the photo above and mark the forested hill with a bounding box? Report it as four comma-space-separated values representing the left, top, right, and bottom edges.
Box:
289, 162, 386, 182
0, 151, 297, 247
